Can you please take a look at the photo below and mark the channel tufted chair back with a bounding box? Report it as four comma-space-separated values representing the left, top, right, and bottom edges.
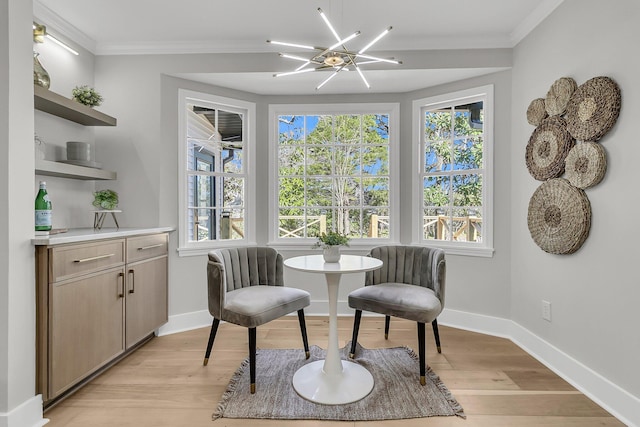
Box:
203, 247, 310, 394
349, 245, 446, 386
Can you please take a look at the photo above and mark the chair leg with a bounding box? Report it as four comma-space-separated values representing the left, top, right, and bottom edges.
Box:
249, 327, 256, 394
384, 315, 391, 339
349, 310, 362, 359
297, 309, 310, 359
418, 322, 426, 386
432, 318, 442, 353
203, 318, 220, 366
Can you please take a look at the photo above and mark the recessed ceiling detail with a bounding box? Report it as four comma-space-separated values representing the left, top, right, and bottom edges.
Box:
267, 8, 401, 91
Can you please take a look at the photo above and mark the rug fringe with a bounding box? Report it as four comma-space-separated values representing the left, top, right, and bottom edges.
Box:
402, 346, 466, 419
212, 356, 250, 420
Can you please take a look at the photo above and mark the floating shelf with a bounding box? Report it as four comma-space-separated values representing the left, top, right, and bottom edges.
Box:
34, 85, 117, 126
36, 159, 117, 180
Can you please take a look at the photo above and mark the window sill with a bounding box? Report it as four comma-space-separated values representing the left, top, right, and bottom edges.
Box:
410, 241, 495, 258
177, 240, 258, 257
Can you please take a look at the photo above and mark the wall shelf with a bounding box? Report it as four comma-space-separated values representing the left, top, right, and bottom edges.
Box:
36, 159, 116, 180
34, 85, 117, 126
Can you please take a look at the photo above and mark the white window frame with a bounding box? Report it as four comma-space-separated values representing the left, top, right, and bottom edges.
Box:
177, 89, 256, 256
268, 103, 400, 250
412, 85, 494, 257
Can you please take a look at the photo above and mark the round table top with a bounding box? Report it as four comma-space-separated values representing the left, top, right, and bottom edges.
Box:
284, 254, 382, 274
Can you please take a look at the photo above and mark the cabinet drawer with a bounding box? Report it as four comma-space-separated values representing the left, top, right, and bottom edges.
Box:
51, 240, 125, 282
127, 233, 168, 263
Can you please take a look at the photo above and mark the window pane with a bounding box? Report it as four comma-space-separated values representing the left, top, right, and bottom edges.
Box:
362, 145, 388, 175
452, 174, 482, 207
453, 135, 483, 170
423, 176, 450, 207
363, 177, 389, 206
278, 208, 305, 238
307, 146, 332, 175
425, 110, 451, 141
345, 209, 363, 237
335, 146, 360, 175
307, 115, 330, 145
222, 143, 243, 173
222, 177, 243, 208
452, 207, 482, 243
423, 207, 451, 241
335, 177, 360, 208
279, 115, 304, 144
306, 209, 329, 237
279, 145, 304, 175
220, 209, 244, 240
363, 114, 389, 143
279, 177, 304, 207
336, 115, 361, 144
307, 177, 333, 206
188, 207, 216, 242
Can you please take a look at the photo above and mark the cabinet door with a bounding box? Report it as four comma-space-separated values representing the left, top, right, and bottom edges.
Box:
50, 267, 125, 398
125, 256, 168, 348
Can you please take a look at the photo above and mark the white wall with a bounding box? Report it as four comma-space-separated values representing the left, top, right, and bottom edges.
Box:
511, 0, 640, 405
0, 0, 43, 425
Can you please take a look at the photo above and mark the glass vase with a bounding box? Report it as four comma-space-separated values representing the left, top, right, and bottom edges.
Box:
33, 52, 50, 89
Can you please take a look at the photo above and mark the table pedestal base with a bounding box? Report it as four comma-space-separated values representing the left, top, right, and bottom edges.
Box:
292, 360, 374, 405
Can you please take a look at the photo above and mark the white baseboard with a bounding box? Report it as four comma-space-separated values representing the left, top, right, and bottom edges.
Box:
0, 395, 48, 427
157, 306, 638, 427
438, 308, 639, 427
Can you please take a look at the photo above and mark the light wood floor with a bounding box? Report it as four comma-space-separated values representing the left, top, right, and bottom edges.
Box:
43, 316, 623, 427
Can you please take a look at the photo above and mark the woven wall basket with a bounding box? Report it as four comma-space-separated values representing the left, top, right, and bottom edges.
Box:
566, 76, 621, 141
545, 77, 577, 117
564, 141, 607, 189
526, 98, 548, 126
525, 116, 575, 181
527, 178, 591, 255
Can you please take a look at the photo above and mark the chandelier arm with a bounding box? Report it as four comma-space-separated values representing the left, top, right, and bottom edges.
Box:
358, 26, 393, 54
316, 65, 346, 90
355, 53, 402, 65
317, 8, 342, 42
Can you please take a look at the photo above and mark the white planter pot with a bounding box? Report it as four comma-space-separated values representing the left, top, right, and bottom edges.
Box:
322, 246, 341, 262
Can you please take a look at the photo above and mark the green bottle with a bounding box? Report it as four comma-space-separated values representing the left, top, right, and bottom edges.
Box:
35, 181, 52, 231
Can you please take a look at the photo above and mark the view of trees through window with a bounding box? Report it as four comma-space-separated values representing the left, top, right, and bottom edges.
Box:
278, 113, 390, 239
422, 100, 484, 242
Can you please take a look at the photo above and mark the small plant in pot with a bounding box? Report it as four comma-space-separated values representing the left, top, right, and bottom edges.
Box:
72, 85, 103, 107
313, 231, 350, 262
92, 189, 119, 210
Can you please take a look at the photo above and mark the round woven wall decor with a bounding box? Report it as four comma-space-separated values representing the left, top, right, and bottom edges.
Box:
525, 116, 575, 181
566, 76, 621, 141
565, 142, 607, 189
526, 98, 548, 126
527, 178, 591, 255
545, 77, 577, 117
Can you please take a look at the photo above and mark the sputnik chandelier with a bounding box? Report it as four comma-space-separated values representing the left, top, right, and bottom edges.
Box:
267, 8, 401, 90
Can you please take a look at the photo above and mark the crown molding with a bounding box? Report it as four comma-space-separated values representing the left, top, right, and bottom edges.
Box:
510, 0, 565, 46
33, 0, 96, 54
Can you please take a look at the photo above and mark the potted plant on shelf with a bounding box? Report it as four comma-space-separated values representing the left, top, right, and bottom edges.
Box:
313, 231, 350, 262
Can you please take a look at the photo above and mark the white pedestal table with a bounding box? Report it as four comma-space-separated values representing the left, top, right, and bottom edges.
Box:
284, 254, 383, 405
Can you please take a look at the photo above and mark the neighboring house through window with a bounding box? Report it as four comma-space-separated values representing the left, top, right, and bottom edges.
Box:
413, 85, 494, 257
178, 89, 256, 255
269, 103, 399, 247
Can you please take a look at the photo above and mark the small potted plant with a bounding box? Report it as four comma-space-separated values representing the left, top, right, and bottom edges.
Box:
72, 85, 103, 107
92, 189, 118, 210
313, 231, 350, 262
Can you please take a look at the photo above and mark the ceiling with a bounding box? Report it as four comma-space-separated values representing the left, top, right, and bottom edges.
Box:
34, 0, 564, 95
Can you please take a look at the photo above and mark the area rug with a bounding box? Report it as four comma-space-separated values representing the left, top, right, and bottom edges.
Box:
213, 343, 465, 421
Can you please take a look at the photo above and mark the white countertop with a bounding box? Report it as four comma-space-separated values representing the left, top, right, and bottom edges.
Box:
32, 227, 174, 246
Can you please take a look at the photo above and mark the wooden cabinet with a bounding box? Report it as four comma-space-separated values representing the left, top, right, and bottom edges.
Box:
36, 232, 168, 407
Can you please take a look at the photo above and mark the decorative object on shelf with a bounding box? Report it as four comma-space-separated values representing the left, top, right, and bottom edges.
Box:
93, 210, 121, 230
35, 181, 52, 232
545, 77, 577, 117
33, 51, 50, 89
564, 141, 607, 189
71, 85, 103, 107
527, 178, 591, 255
34, 133, 46, 160
526, 98, 547, 126
267, 7, 401, 90
92, 189, 119, 210
313, 231, 350, 262
525, 116, 575, 181
66, 141, 91, 161
565, 76, 621, 141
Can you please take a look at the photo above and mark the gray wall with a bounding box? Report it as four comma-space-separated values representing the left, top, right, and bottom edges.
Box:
0, 0, 38, 417
511, 0, 640, 398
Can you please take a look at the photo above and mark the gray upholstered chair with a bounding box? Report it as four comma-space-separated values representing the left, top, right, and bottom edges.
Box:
203, 247, 311, 393
348, 245, 446, 385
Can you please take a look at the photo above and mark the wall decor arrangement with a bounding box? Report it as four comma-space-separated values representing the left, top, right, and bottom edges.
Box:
525, 76, 621, 254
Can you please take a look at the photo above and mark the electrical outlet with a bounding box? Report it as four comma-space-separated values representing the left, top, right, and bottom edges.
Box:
542, 300, 552, 322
